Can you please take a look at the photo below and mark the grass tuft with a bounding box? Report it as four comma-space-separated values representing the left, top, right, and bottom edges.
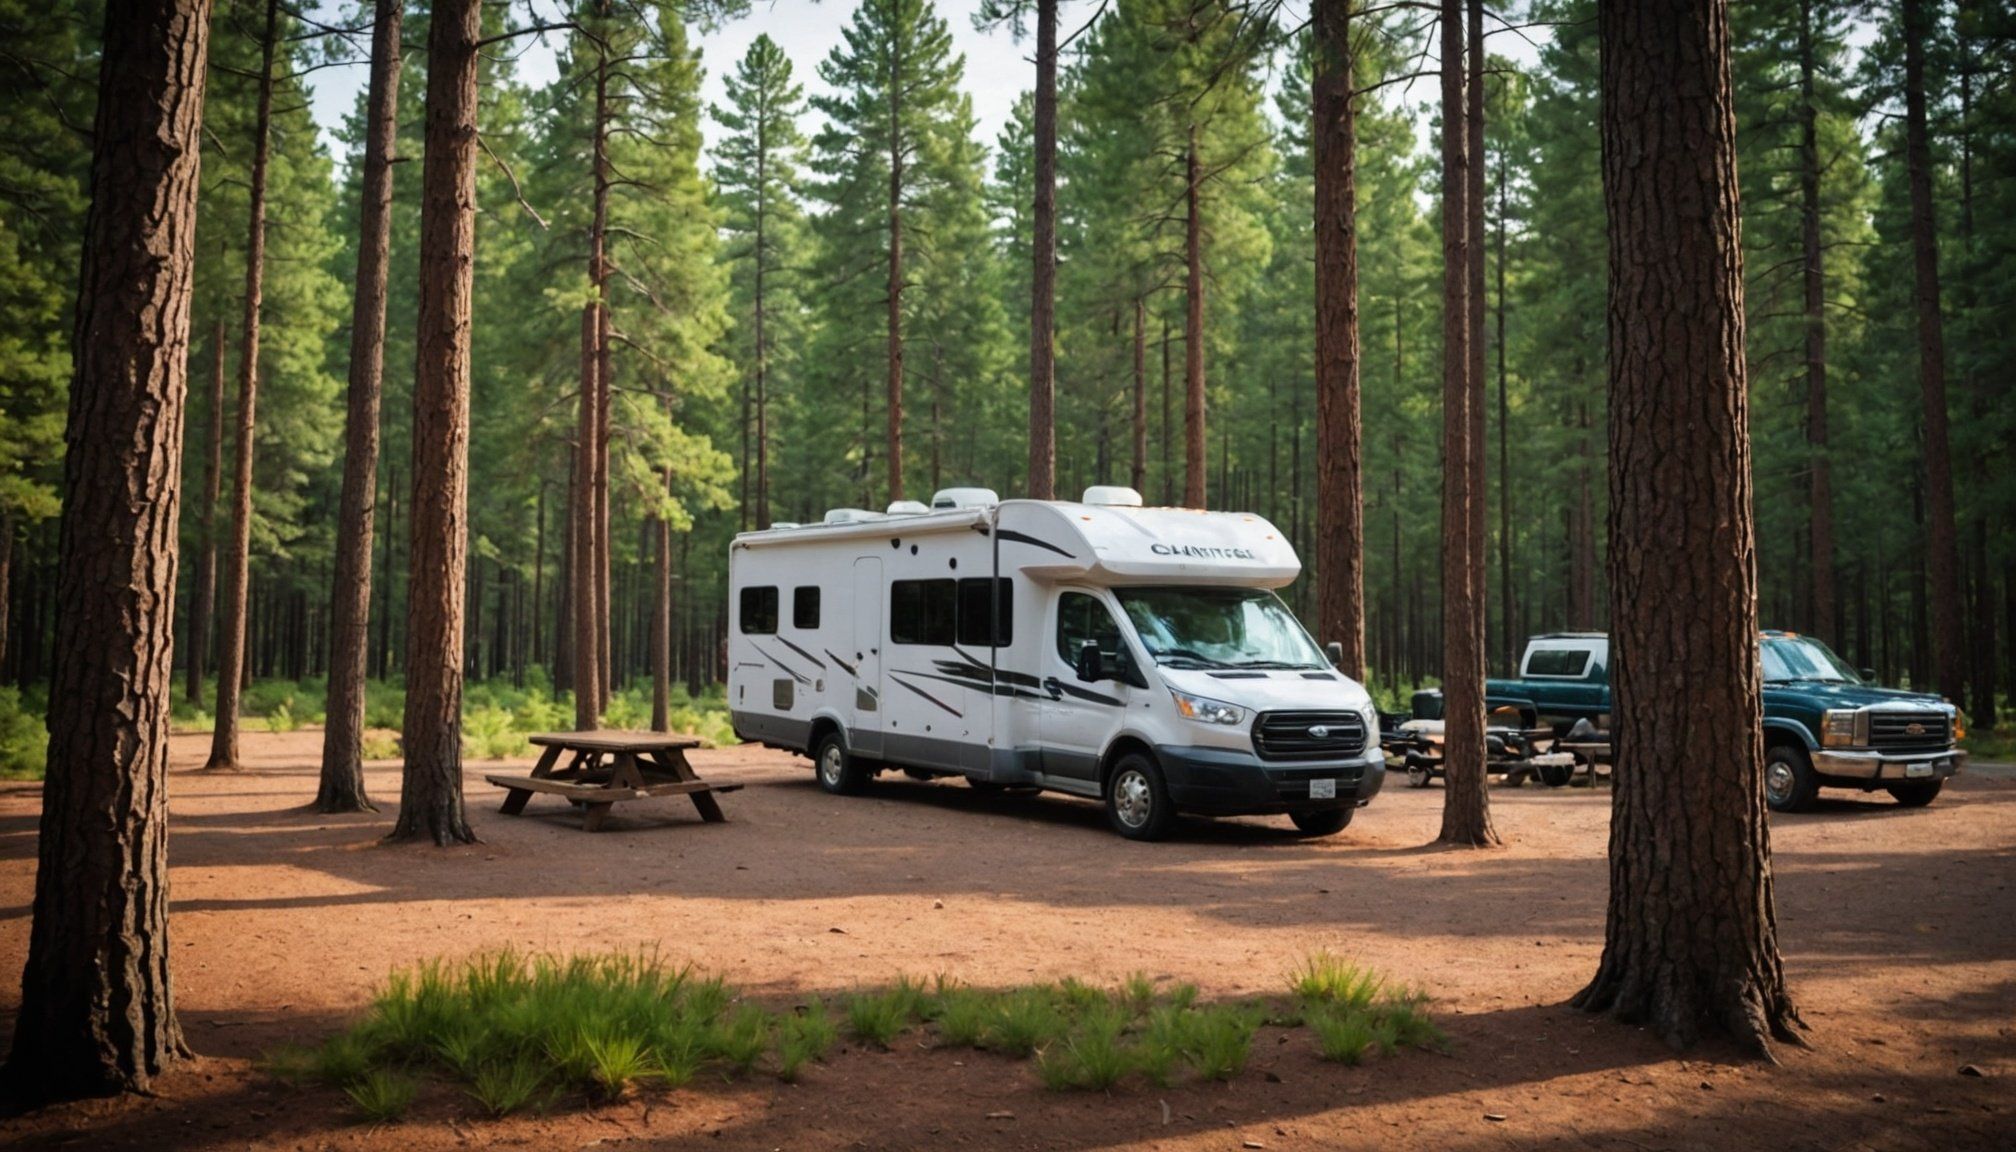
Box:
776, 1001, 838, 1082
343, 1068, 418, 1123
467, 1056, 548, 1117
1290, 951, 1385, 1011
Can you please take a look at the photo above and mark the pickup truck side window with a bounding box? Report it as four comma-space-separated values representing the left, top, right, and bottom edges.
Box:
1525, 648, 1592, 678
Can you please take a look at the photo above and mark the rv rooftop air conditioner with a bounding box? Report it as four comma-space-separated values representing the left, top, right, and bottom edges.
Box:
885, 500, 931, 516
1082, 485, 1144, 507
822, 508, 884, 525
930, 487, 999, 510
768, 521, 802, 530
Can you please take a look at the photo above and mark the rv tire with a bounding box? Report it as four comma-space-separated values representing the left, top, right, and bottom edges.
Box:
815, 730, 869, 796
1105, 752, 1176, 841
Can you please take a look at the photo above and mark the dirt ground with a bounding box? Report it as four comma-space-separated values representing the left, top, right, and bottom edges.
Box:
0, 730, 2010, 1151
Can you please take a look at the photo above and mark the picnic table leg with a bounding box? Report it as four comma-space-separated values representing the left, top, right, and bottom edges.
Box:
655, 749, 728, 823
582, 801, 614, 832
500, 744, 564, 815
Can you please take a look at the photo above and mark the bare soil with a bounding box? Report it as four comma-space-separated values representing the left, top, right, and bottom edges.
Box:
1, 730, 2011, 1150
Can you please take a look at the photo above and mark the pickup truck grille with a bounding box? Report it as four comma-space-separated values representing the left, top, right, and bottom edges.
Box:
1867, 710, 1951, 751
1253, 710, 1367, 761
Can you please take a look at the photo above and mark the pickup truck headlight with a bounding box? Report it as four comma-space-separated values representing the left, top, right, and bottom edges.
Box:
1169, 689, 1245, 726
1820, 709, 1861, 748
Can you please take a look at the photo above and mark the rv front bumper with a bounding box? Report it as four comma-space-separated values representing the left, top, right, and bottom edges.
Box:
1811, 747, 1965, 783
1154, 744, 1386, 816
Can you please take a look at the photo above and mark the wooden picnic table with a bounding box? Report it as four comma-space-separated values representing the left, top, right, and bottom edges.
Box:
485, 731, 743, 832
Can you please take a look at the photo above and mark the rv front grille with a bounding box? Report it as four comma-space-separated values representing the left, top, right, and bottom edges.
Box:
1866, 710, 1951, 752
1252, 710, 1367, 761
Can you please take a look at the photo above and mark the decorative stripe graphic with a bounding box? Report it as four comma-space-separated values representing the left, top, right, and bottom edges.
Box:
751, 641, 810, 686
825, 649, 858, 677
887, 671, 963, 717
990, 527, 1075, 559
778, 635, 826, 669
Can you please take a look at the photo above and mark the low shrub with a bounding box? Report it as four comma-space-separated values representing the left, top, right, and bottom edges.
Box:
0, 686, 47, 780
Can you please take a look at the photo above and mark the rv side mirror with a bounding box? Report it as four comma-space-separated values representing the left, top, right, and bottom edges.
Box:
1860, 667, 1878, 683
1075, 640, 1104, 683
1324, 641, 1344, 668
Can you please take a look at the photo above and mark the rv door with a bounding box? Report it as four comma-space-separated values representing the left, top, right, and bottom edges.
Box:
849, 557, 885, 756
1036, 590, 1131, 783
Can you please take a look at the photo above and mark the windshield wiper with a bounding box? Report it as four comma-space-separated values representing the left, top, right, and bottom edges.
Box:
1153, 648, 1229, 669
1227, 659, 1324, 670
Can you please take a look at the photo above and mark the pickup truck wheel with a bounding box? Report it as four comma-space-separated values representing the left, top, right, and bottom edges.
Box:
1289, 808, 1352, 836
1536, 761, 1575, 788
1886, 779, 1943, 808
814, 731, 869, 796
1764, 745, 1819, 813
1105, 753, 1176, 841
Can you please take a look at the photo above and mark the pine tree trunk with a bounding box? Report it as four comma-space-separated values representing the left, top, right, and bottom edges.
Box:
1160, 320, 1172, 505
1466, 0, 1489, 667
318, 0, 400, 814
1026, 0, 1058, 500
574, 308, 599, 726
1495, 147, 1515, 674
1313, 0, 1365, 678
1573, 0, 1801, 1057
389, 0, 480, 846
187, 319, 225, 705
1437, 0, 1496, 848
205, 0, 279, 772
1183, 124, 1206, 510
0, 511, 11, 672
1798, 0, 1834, 646
1131, 295, 1147, 494
376, 463, 397, 680
6, 0, 210, 1100
1902, 0, 1964, 710
886, 40, 906, 506
651, 475, 671, 732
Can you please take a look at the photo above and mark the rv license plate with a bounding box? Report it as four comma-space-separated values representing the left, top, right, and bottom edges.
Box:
1905, 762, 1936, 778
1309, 778, 1337, 800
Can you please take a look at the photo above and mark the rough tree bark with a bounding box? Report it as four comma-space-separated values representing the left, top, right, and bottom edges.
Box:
5, 0, 211, 1101
1437, 0, 1497, 847
1495, 139, 1514, 673
186, 318, 225, 705
1902, 0, 1963, 709
1466, 0, 1489, 665
651, 466, 672, 732
1183, 123, 1206, 510
204, 0, 279, 772
1313, 0, 1366, 678
1573, 0, 1803, 1057
389, 0, 480, 846
885, 28, 907, 504
1026, 0, 1058, 500
318, 0, 401, 814
1798, 0, 1834, 645
1131, 295, 1147, 494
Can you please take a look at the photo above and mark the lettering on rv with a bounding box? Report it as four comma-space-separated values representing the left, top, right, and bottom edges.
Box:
1149, 543, 1260, 560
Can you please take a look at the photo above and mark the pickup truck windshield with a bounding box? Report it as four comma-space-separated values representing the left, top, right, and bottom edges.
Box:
1115, 587, 1329, 670
1761, 635, 1862, 684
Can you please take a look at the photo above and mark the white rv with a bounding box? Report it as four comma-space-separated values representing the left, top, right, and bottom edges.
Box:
726, 486, 1386, 840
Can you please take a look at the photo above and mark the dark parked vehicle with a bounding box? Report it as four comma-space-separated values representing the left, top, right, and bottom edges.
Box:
1475, 631, 1964, 811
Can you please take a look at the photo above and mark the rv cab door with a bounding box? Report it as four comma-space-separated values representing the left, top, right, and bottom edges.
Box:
848, 557, 886, 756
1036, 590, 1131, 784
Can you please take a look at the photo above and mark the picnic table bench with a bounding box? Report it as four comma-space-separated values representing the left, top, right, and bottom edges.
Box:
485, 731, 743, 832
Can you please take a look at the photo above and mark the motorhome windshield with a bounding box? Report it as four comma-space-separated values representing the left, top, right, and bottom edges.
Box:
1761, 635, 1862, 684
1115, 587, 1328, 670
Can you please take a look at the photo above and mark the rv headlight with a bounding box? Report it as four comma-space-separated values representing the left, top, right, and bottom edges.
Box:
1820, 709, 1860, 748
1169, 689, 1245, 726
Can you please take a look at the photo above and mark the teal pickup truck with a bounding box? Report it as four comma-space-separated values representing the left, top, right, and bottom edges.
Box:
1483, 631, 1965, 812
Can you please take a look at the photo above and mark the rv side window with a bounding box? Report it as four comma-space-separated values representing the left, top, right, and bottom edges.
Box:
891, 579, 956, 645
793, 586, 821, 630
1524, 647, 1591, 678
739, 586, 779, 635
957, 578, 1013, 646
1056, 592, 1123, 664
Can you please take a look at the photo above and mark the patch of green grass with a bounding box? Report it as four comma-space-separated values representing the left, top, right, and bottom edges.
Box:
466, 1056, 548, 1117
776, 1001, 837, 1082
0, 686, 47, 779
462, 705, 528, 760
1290, 951, 1385, 1012
845, 978, 927, 1049
285, 951, 1438, 1118
343, 1068, 418, 1123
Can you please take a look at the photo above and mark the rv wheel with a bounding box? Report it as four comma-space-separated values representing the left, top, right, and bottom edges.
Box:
1105, 753, 1175, 841
814, 731, 869, 796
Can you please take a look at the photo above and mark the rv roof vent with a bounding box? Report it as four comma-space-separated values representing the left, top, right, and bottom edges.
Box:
769, 521, 802, 530
929, 487, 999, 510
822, 507, 884, 525
885, 500, 930, 516
1082, 485, 1144, 507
